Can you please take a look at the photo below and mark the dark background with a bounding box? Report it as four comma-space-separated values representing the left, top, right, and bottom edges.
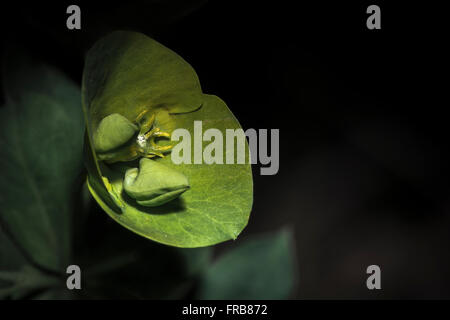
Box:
1, 1, 448, 298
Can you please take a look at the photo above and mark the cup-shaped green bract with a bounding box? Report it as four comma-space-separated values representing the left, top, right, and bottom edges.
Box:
82, 31, 253, 248
124, 158, 189, 207
93, 113, 138, 153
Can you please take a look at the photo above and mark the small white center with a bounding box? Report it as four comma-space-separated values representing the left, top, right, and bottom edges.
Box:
137, 134, 147, 148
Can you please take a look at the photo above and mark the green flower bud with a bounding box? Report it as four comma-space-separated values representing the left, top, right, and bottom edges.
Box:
93, 113, 138, 153
123, 158, 189, 207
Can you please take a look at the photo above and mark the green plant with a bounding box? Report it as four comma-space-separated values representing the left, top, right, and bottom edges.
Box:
0, 34, 295, 299
83, 31, 253, 247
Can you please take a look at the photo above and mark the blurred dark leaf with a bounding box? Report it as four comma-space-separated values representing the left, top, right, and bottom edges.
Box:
177, 247, 212, 277
0, 51, 84, 271
0, 225, 26, 271
0, 264, 61, 300
0, 179, 65, 301
32, 287, 75, 300
74, 213, 213, 299
197, 229, 296, 299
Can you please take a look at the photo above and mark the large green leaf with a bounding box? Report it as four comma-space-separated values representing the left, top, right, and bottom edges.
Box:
0, 53, 84, 271
82, 31, 253, 247
197, 230, 296, 300
83, 30, 203, 129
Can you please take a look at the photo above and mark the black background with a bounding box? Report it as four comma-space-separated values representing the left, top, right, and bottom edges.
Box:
1, 1, 449, 298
